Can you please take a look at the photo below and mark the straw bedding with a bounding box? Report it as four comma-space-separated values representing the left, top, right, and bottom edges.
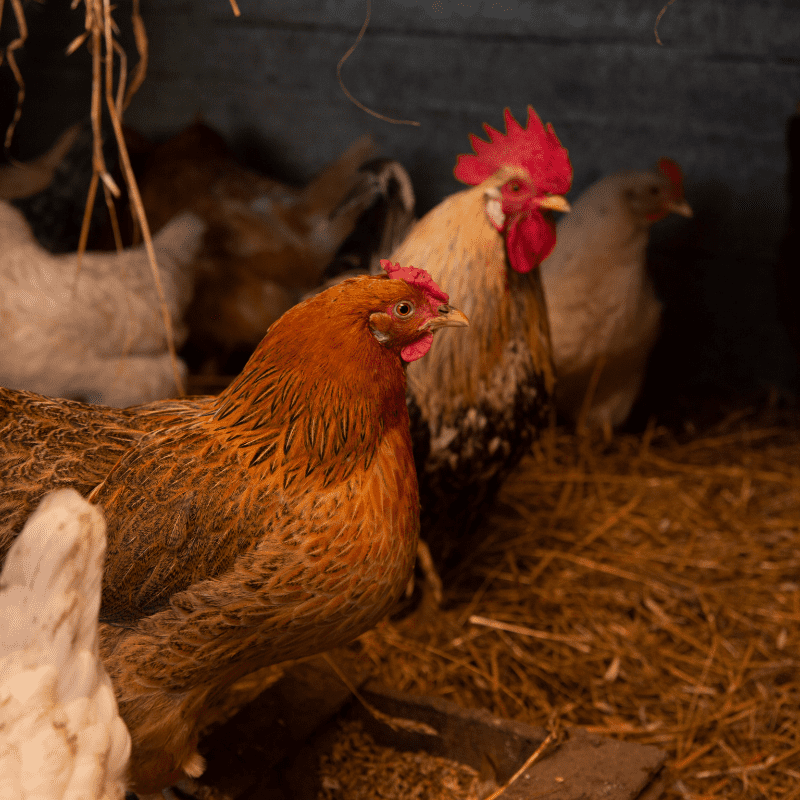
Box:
346, 409, 800, 799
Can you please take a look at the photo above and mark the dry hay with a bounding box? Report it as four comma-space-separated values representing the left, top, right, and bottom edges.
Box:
351, 409, 800, 800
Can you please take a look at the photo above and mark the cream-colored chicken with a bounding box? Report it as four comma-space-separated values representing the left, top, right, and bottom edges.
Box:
0, 201, 205, 406
540, 159, 693, 434
0, 489, 131, 800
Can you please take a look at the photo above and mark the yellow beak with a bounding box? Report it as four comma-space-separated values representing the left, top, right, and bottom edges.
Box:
538, 194, 571, 213
422, 305, 469, 332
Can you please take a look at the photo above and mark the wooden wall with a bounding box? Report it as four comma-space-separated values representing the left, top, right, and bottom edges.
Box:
2, 0, 799, 406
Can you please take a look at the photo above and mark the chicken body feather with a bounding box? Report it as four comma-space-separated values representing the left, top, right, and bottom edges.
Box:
0, 271, 466, 793
396, 169, 556, 558
0, 489, 131, 800
0, 201, 205, 406
540, 161, 692, 431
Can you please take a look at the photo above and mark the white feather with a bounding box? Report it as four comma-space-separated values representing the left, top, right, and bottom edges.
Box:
0, 490, 131, 800
0, 202, 205, 406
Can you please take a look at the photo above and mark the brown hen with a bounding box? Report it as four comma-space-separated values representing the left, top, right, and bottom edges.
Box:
0, 264, 467, 794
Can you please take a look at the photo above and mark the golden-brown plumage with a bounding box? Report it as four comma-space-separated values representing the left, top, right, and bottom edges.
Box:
0, 270, 467, 793
392, 108, 572, 566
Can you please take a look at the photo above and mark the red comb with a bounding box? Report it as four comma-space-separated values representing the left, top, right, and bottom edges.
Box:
658, 158, 684, 198
381, 260, 449, 304
454, 106, 572, 195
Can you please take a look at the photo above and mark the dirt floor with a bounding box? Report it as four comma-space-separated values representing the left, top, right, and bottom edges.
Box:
346, 407, 800, 800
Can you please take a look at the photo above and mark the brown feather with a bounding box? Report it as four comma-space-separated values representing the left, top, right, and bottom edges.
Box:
0, 274, 447, 793
390, 166, 555, 555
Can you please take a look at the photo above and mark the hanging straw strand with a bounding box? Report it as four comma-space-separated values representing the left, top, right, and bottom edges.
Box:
3, 0, 28, 149
337, 0, 420, 126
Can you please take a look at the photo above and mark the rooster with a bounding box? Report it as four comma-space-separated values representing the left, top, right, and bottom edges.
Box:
0, 263, 467, 794
539, 159, 693, 435
0, 489, 131, 800
389, 106, 572, 571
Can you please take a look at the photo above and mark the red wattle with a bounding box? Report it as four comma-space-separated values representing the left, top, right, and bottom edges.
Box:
505, 211, 557, 273
401, 332, 433, 363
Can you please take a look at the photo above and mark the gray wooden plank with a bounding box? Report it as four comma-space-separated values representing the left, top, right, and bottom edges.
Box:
157, 0, 800, 60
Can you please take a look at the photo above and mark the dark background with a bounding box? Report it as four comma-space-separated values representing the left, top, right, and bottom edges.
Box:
2, 0, 799, 417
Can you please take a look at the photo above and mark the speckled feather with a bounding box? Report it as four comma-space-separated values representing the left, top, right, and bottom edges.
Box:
394, 166, 556, 558
0, 273, 451, 793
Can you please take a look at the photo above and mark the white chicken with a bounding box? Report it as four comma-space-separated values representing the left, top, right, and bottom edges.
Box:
0, 201, 205, 406
0, 489, 131, 800
540, 158, 693, 434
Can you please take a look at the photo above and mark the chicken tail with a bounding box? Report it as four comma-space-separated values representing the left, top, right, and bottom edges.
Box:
146, 210, 208, 304
300, 134, 379, 216
280, 134, 385, 288
360, 158, 416, 272
322, 157, 416, 282
0, 122, 82, 200
150, 210, 207, 268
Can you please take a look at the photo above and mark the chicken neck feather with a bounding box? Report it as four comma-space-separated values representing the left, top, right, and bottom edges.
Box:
394, 175, 554, 426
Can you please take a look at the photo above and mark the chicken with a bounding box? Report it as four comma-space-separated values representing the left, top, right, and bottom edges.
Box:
113, 120, 394, 373
0, 489, 131, 800
130, 121, 248, 236
0, 200, 205, 406
540, 159, 693, 434
0, 263, 468, 794
389, 106, 572, 567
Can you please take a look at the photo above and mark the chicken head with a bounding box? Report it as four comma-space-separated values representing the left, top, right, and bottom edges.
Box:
625, 157, 694, 225
454, 106, 573, 272
370, 260, 468, 362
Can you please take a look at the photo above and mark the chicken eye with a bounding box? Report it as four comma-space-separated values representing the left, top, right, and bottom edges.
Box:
394, 301, 415, 318
508, 180, 522, 193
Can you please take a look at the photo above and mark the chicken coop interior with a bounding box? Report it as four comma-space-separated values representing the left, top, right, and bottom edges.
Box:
1, 1, 799, 799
